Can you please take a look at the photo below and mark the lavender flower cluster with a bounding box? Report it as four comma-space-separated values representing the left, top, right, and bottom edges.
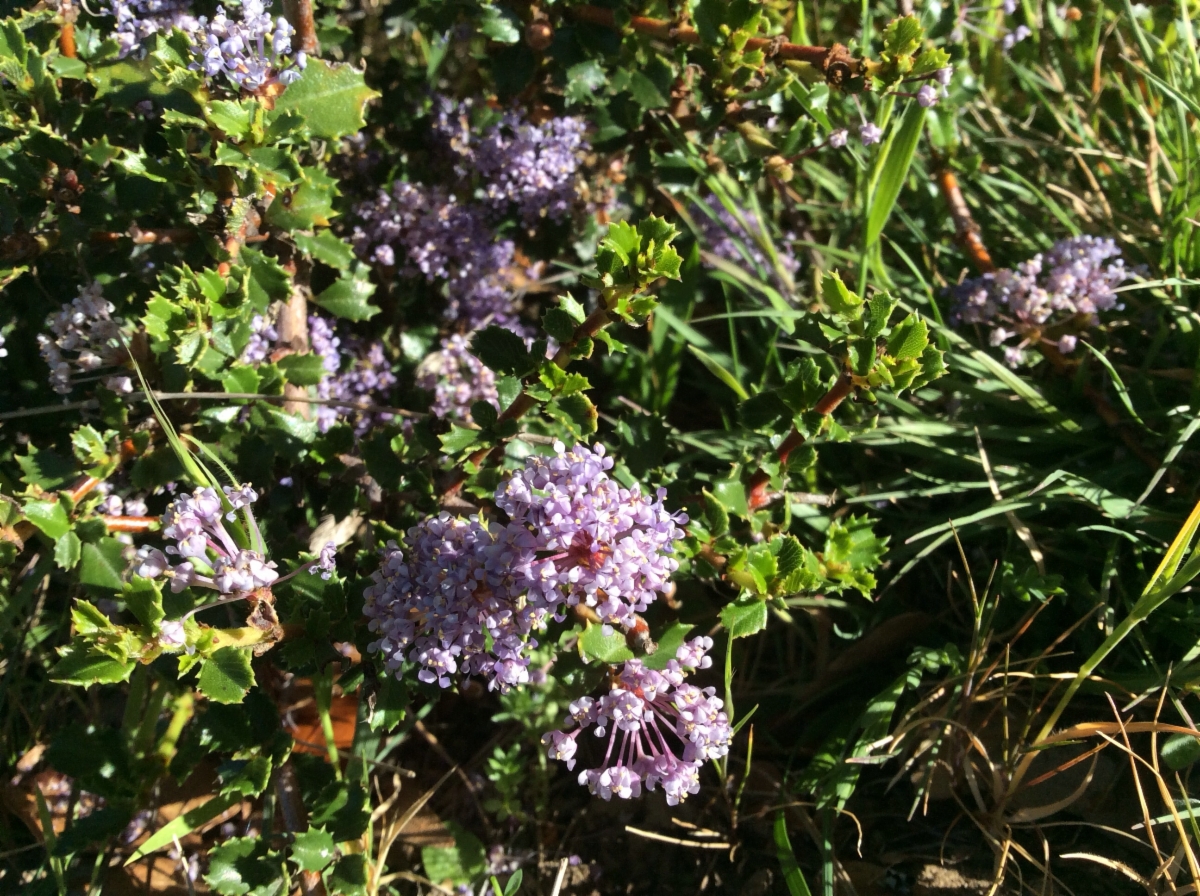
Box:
239, 311, 396, 435
351, 183, 520, 333
542, 637, 731, 805
415, 333, 500, 422
433, 98, 589, 226
106, 0, 198, 58
363, 443, 687, 692
137, 485, 282, 596
190, 0, 306, 90
138, 484, 335, 644
38, 282, 132, 395
949, 235, 1130, 367
695, 195, 799, 288
308, 315, 398, 435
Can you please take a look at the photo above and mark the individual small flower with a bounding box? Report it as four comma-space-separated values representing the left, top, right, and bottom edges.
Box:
917, 84, 939, 108
828, 128, 849, 149
1002, 24, 1032, 52
1057, 334, 1078, 354
317, 542, 337, 579
158, 619, 187, 647
541, 638, 730, 806
38, 282, 129, 395
859, 121, 883, 146
0, 332, 8, 358
935, 66, 953, 86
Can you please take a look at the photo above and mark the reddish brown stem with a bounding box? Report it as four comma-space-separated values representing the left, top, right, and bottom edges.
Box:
103, 515, 159, 533
59, 0, 77, 58
935, 166, 995, 274
746, 372, 854, 511
569, 4, 849, 70
283, 0, 319, 55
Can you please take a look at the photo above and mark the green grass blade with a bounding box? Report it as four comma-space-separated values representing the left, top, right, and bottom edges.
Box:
865, 101, 926, 246
774, 813, 813, 896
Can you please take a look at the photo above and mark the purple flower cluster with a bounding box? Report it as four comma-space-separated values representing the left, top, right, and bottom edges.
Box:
238, 311, 396, 435
189, 0, 306, 91
434, 98, 589, 226
137, 485, 280, 595
541, 637, 731, 805
415, 334, 499, 423
138, 484, 335, 599
352, 183, 521, 332
950, 235, 1130, 367
695, 196, 799, 287
239, 312, 278, 364
38, 282, 132, 395
106, 0, 198, 58
363, 443, 688, 691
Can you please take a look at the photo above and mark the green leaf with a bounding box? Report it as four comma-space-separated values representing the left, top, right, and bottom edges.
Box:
881, 15, 922, 59
239, 247, 292, 309
277, 353, 329, 386
80, 538, 126, 591
325, 855, 368, 896
864, 292, 899, 340
197, 648, 255, 704
821, 271, 862, 319
313, 267, 379, 321
688, 345, 748, 400
55, 531, 82, 569
1163, 734, 1200, 771
439, 425, 480, 455
885, 314, 929, 361
471, 326, 532, 376
866, 101, 927, 246
720, 598, 769, 639
207, 99, 255, 141
552, 393, 598, 434
206, 836, 288, 896
50, 55, 87, 79
24, 499, 69, 539
711, 479, 749, 517
291, 828, 336, 873
124, 576, 166, 629
50, 643, 135, 686
564, 60, 607, 105
265, 171, 336, 231
272, 59, 379, 140
17, 445, 76, 490
422, 822, 487, 886
774, 814, 813, 896
643, 622, 695, 670
293, 231, 355, 269
579, 621, 634, 664
480, 3, 521, 43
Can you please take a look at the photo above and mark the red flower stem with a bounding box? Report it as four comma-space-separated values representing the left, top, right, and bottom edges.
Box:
746, 372, 854, 510
103, 515, 159, 533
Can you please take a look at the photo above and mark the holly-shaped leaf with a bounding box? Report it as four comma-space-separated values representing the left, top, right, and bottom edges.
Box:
272, 59, 379, 140
197, 647, 255, 704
